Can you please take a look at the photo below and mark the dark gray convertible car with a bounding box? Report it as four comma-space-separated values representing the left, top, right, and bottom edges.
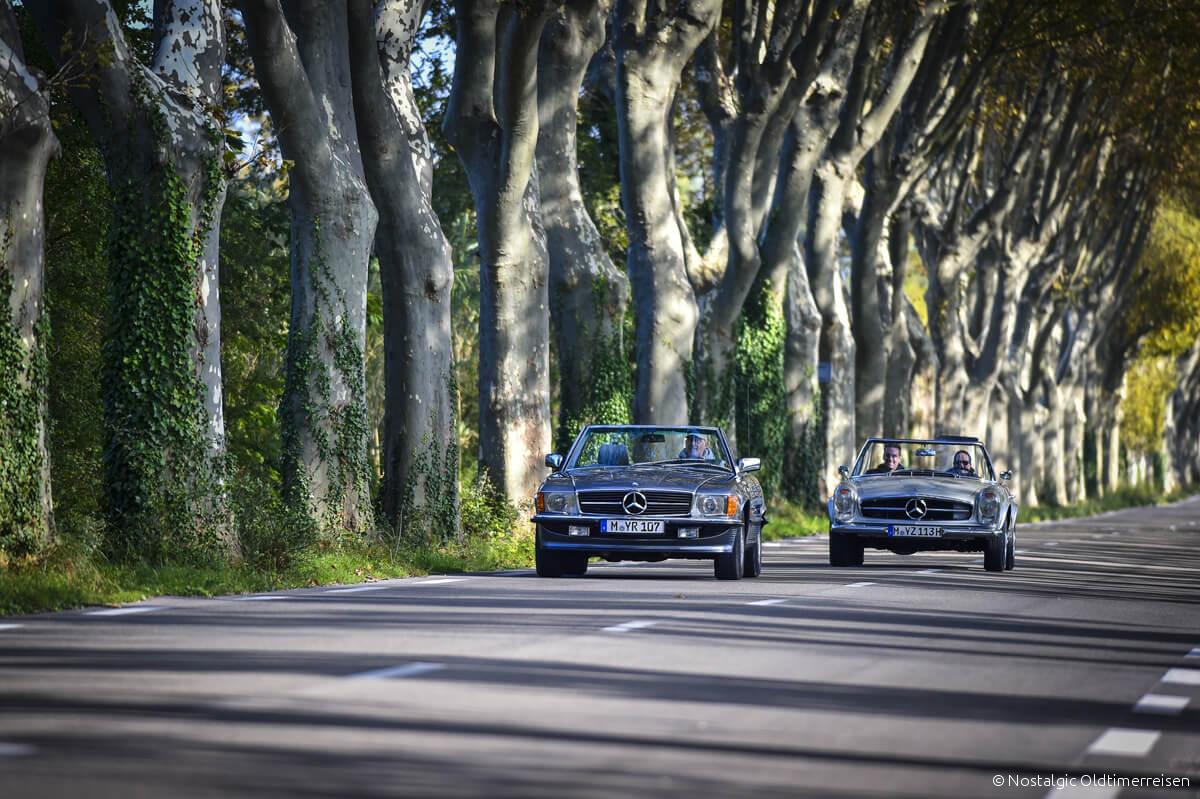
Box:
531, 425, 767, 579
828, 436, 1019, 572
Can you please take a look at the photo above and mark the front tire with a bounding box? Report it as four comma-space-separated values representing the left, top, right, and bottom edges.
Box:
562, 553, 589, 576
1004, 524, 1015, 570
535, 529, 565, 577
984, 532, 1006, 572
715, 527, 745, 580
829, 533, 864, 567
743, 528, 763, 578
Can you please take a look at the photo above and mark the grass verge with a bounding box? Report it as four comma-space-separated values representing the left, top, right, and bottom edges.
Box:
1021, 483, 1200, 523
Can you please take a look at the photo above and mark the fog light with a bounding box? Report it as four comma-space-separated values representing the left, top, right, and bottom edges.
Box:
568, 525, 590, 537
678, 527, 700, 539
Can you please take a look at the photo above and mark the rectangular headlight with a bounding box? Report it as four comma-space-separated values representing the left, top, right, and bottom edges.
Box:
678, 527, 699, 539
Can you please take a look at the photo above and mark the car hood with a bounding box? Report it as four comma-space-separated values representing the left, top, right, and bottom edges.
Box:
851, 476, 984, 504
566, 466, 733, 492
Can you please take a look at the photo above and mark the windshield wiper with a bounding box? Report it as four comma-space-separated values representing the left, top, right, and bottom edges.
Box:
652, 458, 731, 470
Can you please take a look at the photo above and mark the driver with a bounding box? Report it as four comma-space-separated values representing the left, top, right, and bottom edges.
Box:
679, 430, 715, 460
950, 449, 977, 476
866, 443, 903, 474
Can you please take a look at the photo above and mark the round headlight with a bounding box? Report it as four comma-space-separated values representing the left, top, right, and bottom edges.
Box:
978, 489, 999, 520
834, 485, 856, 521
547, 493, 568, 513
700, 495, 722, 515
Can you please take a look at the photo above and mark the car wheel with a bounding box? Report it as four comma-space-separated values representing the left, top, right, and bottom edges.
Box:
1004, 524, 1015, 571
829, 533, 864, 567
743, 528, 763, 578
563, 553, 589, 576
715, 527, 745, 580
534, 530, 564, 577
984, 532, 1005, 572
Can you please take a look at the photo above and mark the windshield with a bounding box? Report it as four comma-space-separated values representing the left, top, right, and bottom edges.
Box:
853, 440, 993, 480
569, 427, 731, 469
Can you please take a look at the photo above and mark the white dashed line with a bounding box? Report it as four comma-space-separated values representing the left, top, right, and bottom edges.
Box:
0, 624, 23, 631
414, 578, 468, 585
1011, 555, 1200, 573
1085, 728, 1160, 757
1044, 783, 1120, 799
763, 543, 784, 548
86, 606, 164, 616
1161, 668, 1200, 686
1134, 694, 1189, 715
844, 582, 876, 588
917, 569, 941, 574
747, 598, 787, 606
324, 585, 389, 594
351, 662, 444, 680
603, 619, 659, 633
1185, 647, 1200, 659
0, 743, 36, 757
232, 595, 288, 601
1044, 541, 1059, 547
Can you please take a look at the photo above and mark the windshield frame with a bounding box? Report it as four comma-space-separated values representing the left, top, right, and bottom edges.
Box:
565, 425, 735, 472
850, 438, 995, 481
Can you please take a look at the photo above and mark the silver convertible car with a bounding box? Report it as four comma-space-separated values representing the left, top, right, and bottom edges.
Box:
531, 425, 768, 579
828, 436, 1018, 572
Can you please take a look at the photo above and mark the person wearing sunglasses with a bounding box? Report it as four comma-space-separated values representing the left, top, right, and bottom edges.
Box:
949, 449, 977, 476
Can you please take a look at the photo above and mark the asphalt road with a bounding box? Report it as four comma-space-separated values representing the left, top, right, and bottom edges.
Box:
2, 498, 1199, 799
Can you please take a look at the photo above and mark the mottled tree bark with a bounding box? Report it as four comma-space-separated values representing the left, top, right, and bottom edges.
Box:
32, 0, 232, 557
444, 0, 557, 503
613, 0, 720, 423
348, 0, 458, 536
0, 2, 57, 554
242, 0, 379, 534
538, 0, 631, 451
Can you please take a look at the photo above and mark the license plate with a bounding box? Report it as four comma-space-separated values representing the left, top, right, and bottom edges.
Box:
602, 519, 665, 534
888, 525, 943, 537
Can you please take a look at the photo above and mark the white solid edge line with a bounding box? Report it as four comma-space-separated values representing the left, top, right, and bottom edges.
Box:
1043, 783, 1121, 799
1013, 555, 1200, 573
350, 662, 445, 680
844, 581, 876, 588
747, 598, 787, 606
0, 743, 36, 757
0, 624, 23, 631
86, 606, 164, 616
917, 568, 941, 574
1085, 727, 1161, 757
1161, 668, 1200, 685
603, 619, 659, 633
1185, 647, 1200, 659
232, 595, 288, 601
1134, 694, 1189, 715
414, 578, 468, 585
324, 585, 389, 594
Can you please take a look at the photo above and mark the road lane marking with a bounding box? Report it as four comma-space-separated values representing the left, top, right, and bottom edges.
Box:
1134, 694, 1189, 715
1044, 541, 1059, 546
1161, 668, 1200, 685
351, 662, 444, 680
414, 578, 468, 585
603, 619, 659, 633
324, 585, 389, 594
0, 743, 35, 757
1085, 728, 1160, 757
1185, 647, 1200, 659
1010, 555, 1200, 573
844, 582, 876, 588
747, 599, 787, 606
86, 606, 164, 616
763, 543, 784, 548
232, 595, 288, 601
0, 624, 23, 631
917, 569, 941, 574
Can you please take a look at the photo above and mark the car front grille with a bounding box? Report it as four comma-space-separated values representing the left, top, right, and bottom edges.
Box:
578, 490, 694, 517
860, 497, 973, 522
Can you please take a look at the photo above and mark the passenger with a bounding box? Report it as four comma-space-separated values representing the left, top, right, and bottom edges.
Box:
678, 431, 715, 460
866, 443, 903, 474
950, 449, 977, 476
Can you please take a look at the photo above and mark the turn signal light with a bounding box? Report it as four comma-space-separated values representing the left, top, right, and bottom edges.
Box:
536, 492, 545, 512
726, 496, 739, 516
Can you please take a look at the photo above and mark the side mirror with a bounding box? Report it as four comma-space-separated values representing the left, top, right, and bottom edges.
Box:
838, 465, 850, 478
545, 453, 564, 471
1000, 470, 1012, 481
737, 457, 761, 473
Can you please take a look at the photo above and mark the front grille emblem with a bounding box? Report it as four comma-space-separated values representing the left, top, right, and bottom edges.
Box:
905, 498, 928, 520
622, 491, 648, 515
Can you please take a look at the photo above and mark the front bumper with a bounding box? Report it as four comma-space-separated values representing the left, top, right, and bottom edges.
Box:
830, 520, 1003, 550
533, 515, 741, 558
